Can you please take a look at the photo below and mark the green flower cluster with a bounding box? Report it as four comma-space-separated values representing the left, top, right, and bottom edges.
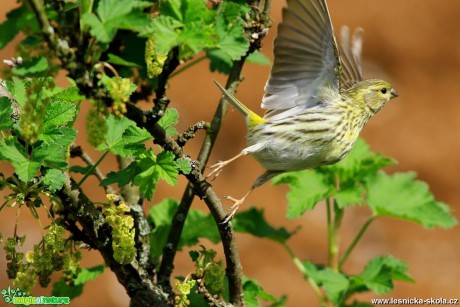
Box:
103, 195, 136, 264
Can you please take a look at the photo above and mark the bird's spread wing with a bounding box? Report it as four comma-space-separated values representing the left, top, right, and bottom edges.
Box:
262, 0, 340, 114
338, 26, 364, 90
262, 0, 364, 120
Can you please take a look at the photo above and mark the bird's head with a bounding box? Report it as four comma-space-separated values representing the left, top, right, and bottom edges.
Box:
348, 79, 398, 116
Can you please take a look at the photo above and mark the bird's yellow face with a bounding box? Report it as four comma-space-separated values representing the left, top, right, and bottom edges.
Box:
348, 79, 398, 115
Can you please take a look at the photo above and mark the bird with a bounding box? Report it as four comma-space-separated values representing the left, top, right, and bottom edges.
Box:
208, 0, 398, 223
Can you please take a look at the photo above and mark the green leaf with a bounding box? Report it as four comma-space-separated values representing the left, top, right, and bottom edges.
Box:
349, 256, 413, 295
272, 170, 332, 219
0, 96, 13, 130
74, 265, 106, 285
32, 143, 68, 170
42, 99, 77, 130
149, 16, 181, 54
12, 57, 49, 77
50, 86, 84, 103
213, 15, 248, 60
38, 127, 77, 146
149, 199, 221, 258
302, 262, 349, 304
157, 108, 179, 135
0, 5, 39, 49
156, 151, 179, 185
233, 208, 293, 244
133, 150, 160, 200
69, 165, 94, 175
335, 185, 365, 208
243, 278, 286, 307
0, 137, 39, 182
320, 138, 396, 185
246, 51, 271, 65
11, 78, 27, 107
107, 53, 141, 68
98, 115, 152, 157
52, 265, 105, 300
101, 161, 139, 188
52, 280, 83, 300
176, 157, 191, 174
81, 13, 111, 43
366, 172, 457, 228
42, 169, 67, 192
96, 0, 151, 23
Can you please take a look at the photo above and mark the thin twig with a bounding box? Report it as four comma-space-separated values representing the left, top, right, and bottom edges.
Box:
70, 145, 116, 194
176, 121, 210, 147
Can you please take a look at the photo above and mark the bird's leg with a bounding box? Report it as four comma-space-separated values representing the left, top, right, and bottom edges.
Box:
206, 152, 244, 181
221, 170, 284, 223
221, 185, 255, 224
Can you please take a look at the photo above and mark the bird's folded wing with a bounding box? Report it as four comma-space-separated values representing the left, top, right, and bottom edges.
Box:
262, 0, 340, 114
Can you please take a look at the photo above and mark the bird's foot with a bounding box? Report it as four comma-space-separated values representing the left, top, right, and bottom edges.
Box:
206, 160, 228, 181
221, 195, 244, 224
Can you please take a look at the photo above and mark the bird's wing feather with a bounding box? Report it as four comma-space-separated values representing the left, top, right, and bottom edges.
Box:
262, 0, 341, 114
338, 26, 364, 90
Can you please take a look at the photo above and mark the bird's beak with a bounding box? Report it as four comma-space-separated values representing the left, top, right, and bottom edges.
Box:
390, 89, 398, 99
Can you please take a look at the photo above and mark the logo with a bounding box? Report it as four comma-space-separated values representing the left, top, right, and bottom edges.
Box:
1, 286, 70, 306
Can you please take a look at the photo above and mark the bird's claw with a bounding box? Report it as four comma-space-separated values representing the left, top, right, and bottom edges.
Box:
220, 196, 244, 224
205, 161, 226, 181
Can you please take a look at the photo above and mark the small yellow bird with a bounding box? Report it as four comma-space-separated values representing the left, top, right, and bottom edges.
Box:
209, 0, 398, 222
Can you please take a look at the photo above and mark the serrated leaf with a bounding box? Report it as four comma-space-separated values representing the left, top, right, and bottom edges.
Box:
81, 13, 112, 43
156, 151, 178, 185
157, 108, 179, 135
101, 161, 139, 187
243, 278, 286, 307
233, 208, 293, 244
74, 265, 106, 285
366, 172, 457, 228
38, 127, 77, 146
302, 262, 349, 304
0, 96, 13, 130
133, 150, 160, 200
0, 137, 39, 182
98, 115, 152, 157
50, 86, 84, 103
176, 157, 191, 174
350, 256, 413, 295
272, 170, 332, 219
320, 138, 396, 184
42, 169, 67, 192
43, 100, 77, 130
32, 143, 68, 170
335, 184, 365, 208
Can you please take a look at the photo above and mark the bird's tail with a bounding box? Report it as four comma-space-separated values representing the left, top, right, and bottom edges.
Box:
213, 80, 265, 128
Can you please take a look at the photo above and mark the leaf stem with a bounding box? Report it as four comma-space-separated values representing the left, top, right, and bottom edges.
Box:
339, 216, 377, 269
77, 151, 109, 187
282, 243, 325, 302
328, 199, 344, 271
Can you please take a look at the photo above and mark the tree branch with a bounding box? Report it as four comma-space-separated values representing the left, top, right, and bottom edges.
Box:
56, 178, 170, 306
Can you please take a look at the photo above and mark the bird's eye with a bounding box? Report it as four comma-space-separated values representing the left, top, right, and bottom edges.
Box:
380, 88, 387, 94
